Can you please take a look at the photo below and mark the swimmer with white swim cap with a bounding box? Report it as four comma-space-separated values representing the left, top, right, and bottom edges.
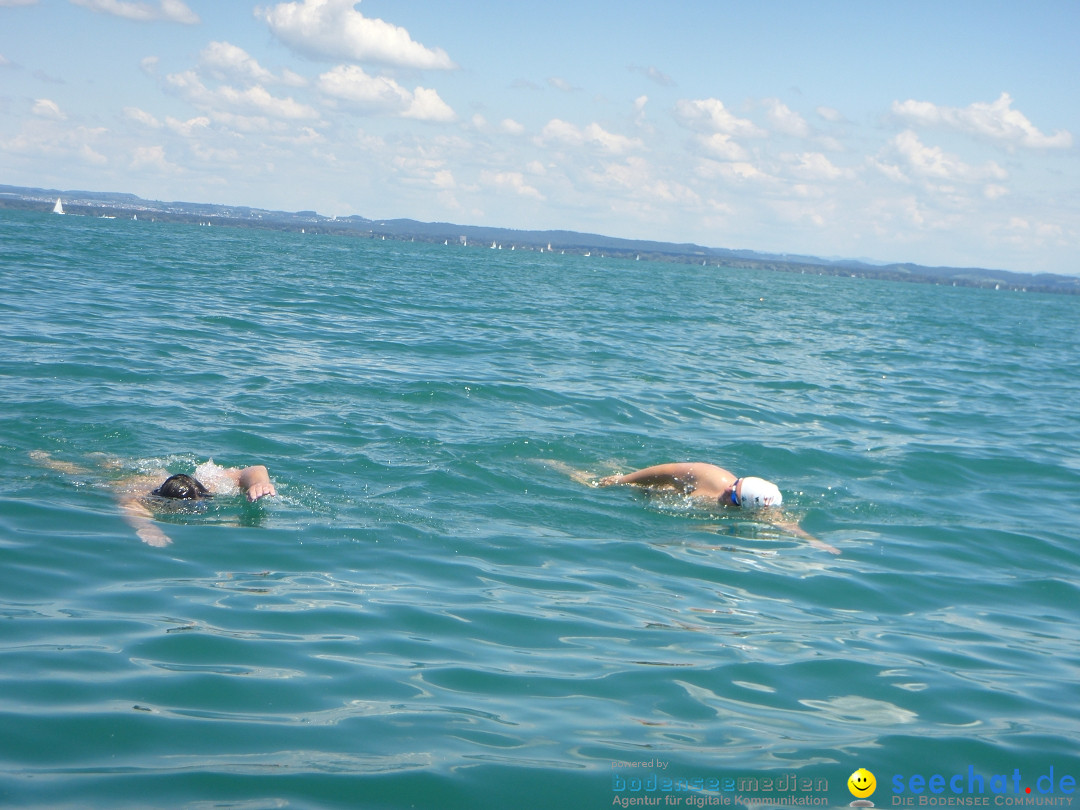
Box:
596, 462, 781, 508
585, 461, 838, 554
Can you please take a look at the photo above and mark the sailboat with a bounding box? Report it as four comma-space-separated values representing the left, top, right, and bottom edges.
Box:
52, 198, 64, 215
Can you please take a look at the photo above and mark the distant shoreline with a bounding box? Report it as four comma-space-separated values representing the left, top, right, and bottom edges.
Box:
3, 183, 1077, 295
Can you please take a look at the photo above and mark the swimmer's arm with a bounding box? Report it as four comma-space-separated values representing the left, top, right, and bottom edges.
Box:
227, 465, 276, 502
538, 459, 597, 486
597, 463, 697, 491
772, 519, 841, 555
118, 496, 172, 547
29, 450, 89, 476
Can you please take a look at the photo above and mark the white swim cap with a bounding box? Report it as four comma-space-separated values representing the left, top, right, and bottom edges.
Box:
736, 477, 783, 509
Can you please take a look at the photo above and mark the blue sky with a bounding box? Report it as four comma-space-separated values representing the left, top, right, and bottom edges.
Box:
2, 0, 1077, 274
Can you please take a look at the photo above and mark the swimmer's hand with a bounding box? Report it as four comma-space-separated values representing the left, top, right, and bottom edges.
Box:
245, 481, 276, 502
120, 497, 173, 547
774, 520, 841, 555
235, 466, 275, 502
137, 524, 172, 547
596, 475, 623, 487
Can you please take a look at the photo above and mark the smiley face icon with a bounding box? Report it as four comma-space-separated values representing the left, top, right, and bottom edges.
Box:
848, 768, 877, 798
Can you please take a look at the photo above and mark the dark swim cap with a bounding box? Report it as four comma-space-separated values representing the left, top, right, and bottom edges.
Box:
152, 474, 212, 500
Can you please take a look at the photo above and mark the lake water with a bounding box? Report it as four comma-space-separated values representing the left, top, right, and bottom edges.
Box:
1, 208, 1078, 809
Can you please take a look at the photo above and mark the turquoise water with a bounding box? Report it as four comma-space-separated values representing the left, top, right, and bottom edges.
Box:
1, 208, 1078, 809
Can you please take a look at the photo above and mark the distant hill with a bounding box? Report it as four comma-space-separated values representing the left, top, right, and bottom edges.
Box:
2, 183, 1077, 295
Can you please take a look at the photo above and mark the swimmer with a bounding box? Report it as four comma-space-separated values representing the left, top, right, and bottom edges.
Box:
597, 462, 781, 507
30, 452, 276, 547
549, 460, 839, 554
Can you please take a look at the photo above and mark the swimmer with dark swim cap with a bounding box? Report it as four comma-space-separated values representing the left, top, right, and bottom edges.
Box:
30, 452, 276, 547
148, 465, 275, 503
152, 473, 212, 500
134, 464, 275, 544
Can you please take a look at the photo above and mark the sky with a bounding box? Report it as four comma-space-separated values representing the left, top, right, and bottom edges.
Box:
1, 0, 1078, 275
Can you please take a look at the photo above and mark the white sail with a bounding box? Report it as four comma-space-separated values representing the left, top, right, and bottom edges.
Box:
53, 198, 64, 215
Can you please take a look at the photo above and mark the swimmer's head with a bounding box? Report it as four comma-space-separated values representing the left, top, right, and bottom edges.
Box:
152, 474, 211, 500
733, 477, 782, 509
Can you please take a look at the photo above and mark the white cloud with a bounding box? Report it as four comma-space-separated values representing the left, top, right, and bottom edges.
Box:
259, 0, 455, 70
166, 70, 319, 121
124, 106, 162, 128
354, 128, 385, 150
232, 86, 318, 120
868, 157, 908, 184
392, 153, 443, 176
547, 77, 578, 93
402, 86, 454, 122
79, 144, 107, 165
431, 169, 454, 189
630, 65, 674, 87
280, 68, 307, 88
1000, 217, 1064, 246
892, 92, 1072, 149
764, 99, 810, 137
32, 98, 66, 120
317, 65, 408, 108
633, 95, 648, 127
165, 115, 210, 137
316, 65, 454, 122
130, 144, 179, 171
586, 155, 650, 190
500, 119, 525, 136
674, 98, 765, 137
786, 151, 850, 181
696, 158, 771, 184
583, 123, 641, 154
69, 0, 199, 24
0, 122, 108, 164
886, 130, 1008, 184
282, 126, 324, 145
481, 170, 544, 200
538, 119, 642, 154
716, 162, 768, 182
200, 42, 274, 85
696, 133, 748, 161
188, 143, 241, 165
538, 119, 579, 146
577, 156, 701, 230
816, 106, 845, 123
